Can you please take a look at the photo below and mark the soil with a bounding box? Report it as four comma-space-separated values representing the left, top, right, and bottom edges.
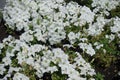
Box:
0, 19, 20, 42
94, 56, 120, 80
0, 19, 8, 42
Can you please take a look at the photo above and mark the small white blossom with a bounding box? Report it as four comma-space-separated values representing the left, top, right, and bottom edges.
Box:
79, 43, 95, 56
13, 73, 29, 80
80, 6, 95, 25
2, 56, 11, 65
20, 30, 34, 42
0, 64, 6, 75
110, 17, 120, 36
68, 32, 80, 44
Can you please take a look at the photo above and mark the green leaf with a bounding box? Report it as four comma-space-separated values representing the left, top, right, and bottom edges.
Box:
95, 72, 104, 80
52, 71, 68, 80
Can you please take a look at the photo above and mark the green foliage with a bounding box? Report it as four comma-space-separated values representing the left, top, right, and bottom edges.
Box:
20, 63, 37, 80
29, 24, 34, 30
95, 72, 104, 80
65, 23, 89, 35
30, 36, 38, 44
88, 32, 119, 67
65, 25, 81, 34
35, 51, 44, 57
0, 45, 13, 63
97, 35, 119, 55
37, 18, 41, 25
87, 22, 119, 69
50, 61, 56, 67
88, 24, 119, 55
64, 48, 78, 63
94, 53, 116, 68
109, 5, 120, 18
11, 58, 19, 67
6, 26, 14, 34
52, 71, 68, 80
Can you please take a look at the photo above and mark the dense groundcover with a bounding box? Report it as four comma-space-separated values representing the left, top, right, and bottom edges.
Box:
0, 0, 120, 80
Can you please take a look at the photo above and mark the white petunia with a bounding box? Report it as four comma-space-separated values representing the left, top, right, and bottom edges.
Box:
0, 43, 4, 54
34, 29, 47, 42
26, 56, 35, 66
8, 67, 21, 74
13, 72, 29, 80
20, 30, 34, 42
0, 64, 6, 75
87, 16, 106, 36
80, 6, 95, 25
2, 56, 11, 65
68, 32, 80, 44
110, 17, 120, 34
79, 43, 95, 56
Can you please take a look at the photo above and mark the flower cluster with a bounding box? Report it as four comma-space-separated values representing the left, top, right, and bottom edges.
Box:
0, 0, 120, 80
0, 36, 95, 80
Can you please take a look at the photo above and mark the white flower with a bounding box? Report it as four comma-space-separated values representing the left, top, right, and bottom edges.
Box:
67, 77, 86, 80
41, 57, 51, 67
31, 44, 45, 53
29, 1, 38, 10
3, 35, 14, 43
0, 43, 3, 49
26, 56, 34, 66
8, 67, 21, 74
66, 2, 80, 15
110, 17, 120, 34
94, 42, 103, 49
79, 43, 95, 56
34, 29, 47, 42
105, 34, 115, 42
47, 23, 66, 45
55, 0, 64, 3
3, 1, 30, 31
118, 71, 120, 76
40, 66, 58, 74
74, 52, 96, 76
63, 44, 73, 48
1, 0, 103, 79
13, 72, 29, 80
0, 43, 4, 54
17, 52, 26, 64
68, 32, 80, 44
0, 64, 6, 75
2, 56, 11, 65
21, 0, 31, 5
6, 51, 14, 57
92, 0, 119, 14
20, 30, 34, 42
80, 6, 95, 25
47, 66, 58, 73
52, 48, 69, 64
87, 16, 106, 36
